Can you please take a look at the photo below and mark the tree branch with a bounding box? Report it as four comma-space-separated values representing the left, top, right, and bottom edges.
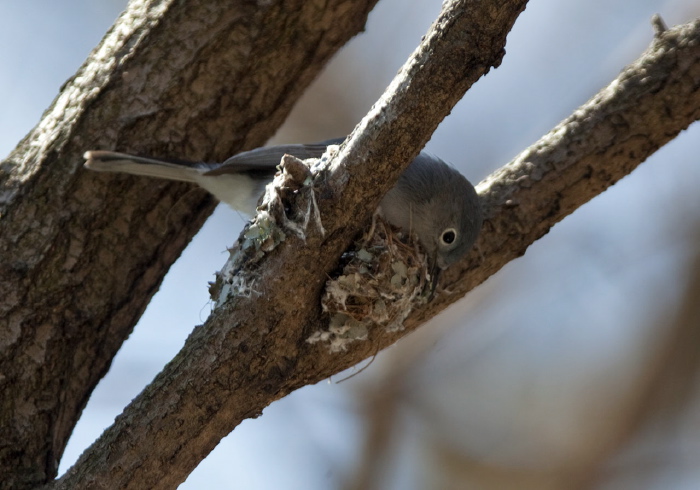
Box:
50, 0, 529, 488
0, 0, 379, 487
53, 7, 700, 490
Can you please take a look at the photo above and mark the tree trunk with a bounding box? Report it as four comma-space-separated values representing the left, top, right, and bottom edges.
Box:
0, 0, 378, 487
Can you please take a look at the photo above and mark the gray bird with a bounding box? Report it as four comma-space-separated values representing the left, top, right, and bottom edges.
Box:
84, 138, 482, 270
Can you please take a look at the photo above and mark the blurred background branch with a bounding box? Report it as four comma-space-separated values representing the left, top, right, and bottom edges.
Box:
341, 16, 700, 490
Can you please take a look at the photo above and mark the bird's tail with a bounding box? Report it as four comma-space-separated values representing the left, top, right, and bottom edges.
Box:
83, 151, 202, 183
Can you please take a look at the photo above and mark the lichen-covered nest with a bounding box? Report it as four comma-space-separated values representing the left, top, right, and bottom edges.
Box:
308, 218, 433, 352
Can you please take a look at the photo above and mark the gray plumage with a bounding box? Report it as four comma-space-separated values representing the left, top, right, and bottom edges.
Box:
84, 138, 482, 268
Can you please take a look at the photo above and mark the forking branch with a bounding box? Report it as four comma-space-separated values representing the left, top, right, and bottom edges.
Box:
53, 10, 700, 490
0, 0, 697, 487
0, 1, 381, 487
51, 0, 530, 488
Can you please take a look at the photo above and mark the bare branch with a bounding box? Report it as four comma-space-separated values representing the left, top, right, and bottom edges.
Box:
53, 8, 700, 490
51, 0, 529, 488
0, 0, 378, 487
435, 16, 700, 310
652, 13, 669, 36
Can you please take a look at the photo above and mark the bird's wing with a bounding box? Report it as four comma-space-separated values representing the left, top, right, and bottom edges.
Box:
205, 138, 345, 176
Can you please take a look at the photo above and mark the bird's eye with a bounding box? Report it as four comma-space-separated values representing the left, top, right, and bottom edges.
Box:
441, 228, 457, 245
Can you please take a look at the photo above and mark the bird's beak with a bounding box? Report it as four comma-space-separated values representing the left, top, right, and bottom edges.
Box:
427, 259, 442, 299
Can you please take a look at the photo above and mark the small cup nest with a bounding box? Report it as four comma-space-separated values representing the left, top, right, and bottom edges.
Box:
307, 217, 432, 352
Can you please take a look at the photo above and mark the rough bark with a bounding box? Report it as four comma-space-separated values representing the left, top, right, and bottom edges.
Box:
432, 16, 700, 311
0, 0, 378, 487
53, 10, 700, 490
48, 0, 530, 488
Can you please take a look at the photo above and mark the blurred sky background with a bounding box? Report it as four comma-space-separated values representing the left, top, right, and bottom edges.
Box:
2, 1, 700, 489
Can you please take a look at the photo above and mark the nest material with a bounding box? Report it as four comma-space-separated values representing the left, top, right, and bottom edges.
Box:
308, 218, 432, 352
210, 152, 330, 306
205, 148, 433, 353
